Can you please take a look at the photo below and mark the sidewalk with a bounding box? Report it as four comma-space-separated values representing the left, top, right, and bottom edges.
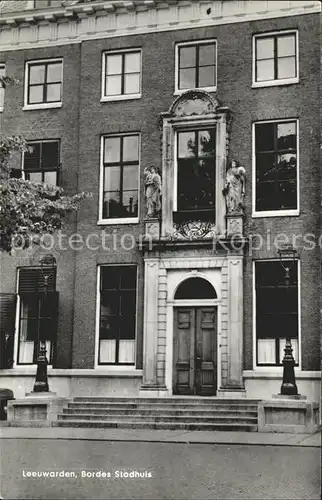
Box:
0, 425, 320, 447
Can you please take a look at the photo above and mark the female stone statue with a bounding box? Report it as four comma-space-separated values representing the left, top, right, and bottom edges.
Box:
144, 165, 162, 217
223, 159, 246, 214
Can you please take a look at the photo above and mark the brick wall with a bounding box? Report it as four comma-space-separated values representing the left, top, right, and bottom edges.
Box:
0, 12, 320, 371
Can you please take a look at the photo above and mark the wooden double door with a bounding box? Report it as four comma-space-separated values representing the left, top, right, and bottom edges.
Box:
173, 307, 217, 396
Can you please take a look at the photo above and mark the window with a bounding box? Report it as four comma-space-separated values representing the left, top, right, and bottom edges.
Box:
17, 268, 59, 365
34, 0, 60, 7
102, 50, 141, 100
25, 59, 63, 108
255, 261, 299, 367
253, 31, 298, 86
174, 128, 216, 222
254, 120, 298, 215
176, 40, 217, 92
0, 294, 16, 369
0, 64, 5, 111
100, 134, 139, 222
175, 278, 217, 300
22, 140, 60, 186
98, 266, 137, 365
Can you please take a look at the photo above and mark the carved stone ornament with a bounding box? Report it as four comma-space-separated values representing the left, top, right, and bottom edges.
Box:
226, 215, 243, 237
145, 220, 160, 240
169, 89, 220, 117
144, 165, 162, 218
165, 220, 217, 240
223, 159, 246, 214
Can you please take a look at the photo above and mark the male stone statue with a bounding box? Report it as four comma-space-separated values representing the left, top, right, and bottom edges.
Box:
144, 165, 162, 218
223, 159, 246, 214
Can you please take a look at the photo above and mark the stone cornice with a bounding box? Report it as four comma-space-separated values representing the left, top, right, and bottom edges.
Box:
0, 0, 320, 52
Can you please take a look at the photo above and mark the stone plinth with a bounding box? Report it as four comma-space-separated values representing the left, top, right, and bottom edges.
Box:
258, 398, 320, 433
7, 393, 69, 427
217, 389, 247, 398
144, 219, 160, 240
226, 213, 243, 237
139, 385, 169, 397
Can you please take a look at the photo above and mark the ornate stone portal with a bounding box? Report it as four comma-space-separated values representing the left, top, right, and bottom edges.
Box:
140, 90, 246, 397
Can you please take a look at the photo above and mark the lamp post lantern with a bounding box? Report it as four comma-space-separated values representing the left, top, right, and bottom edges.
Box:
33, 254, 56, 393
277, 245, 298, 396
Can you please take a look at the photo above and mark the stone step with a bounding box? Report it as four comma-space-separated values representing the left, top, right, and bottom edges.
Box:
68, 402, 258, 411
55, 420, 258, 431
58, 413, 257, 423
73, 397, 259, 405
63, 408, 258, 417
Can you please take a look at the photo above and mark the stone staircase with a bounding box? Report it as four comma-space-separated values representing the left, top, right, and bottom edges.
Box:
56, 397, 259, 431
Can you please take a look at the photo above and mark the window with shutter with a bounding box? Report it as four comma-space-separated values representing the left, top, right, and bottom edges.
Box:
17, 268, 58, 365
0, 294, 17, 369
0, 64, 5, 112
22, 140, 60, 186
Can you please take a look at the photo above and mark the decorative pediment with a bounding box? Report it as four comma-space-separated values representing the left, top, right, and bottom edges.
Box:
168, 90, 220, 117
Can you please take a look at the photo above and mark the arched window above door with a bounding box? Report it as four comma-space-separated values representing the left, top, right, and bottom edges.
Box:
174, 277, 217, 300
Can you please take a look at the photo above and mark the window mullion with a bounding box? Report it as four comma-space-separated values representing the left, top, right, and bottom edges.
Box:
120, 137, 124, 210
195, 45, 199, 88
39, 142, 43, 171
116, 292, 121, 364
274, 36, 278, 80
43, 64, 48, 103
121, 54, 125, 95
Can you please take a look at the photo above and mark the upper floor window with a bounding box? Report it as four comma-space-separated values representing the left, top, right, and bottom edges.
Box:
101, 49, 141, 101
174, 128, 216, 222
253, 119, 298, 216
255, 260, 299, 367
33, 0, 61, 7
23, 140, 60, 186
100, 134, 139, 223
0, 64, 5, 112
253, 31, 298, 87
175, 40, 217, 93
24, 59, 63, 109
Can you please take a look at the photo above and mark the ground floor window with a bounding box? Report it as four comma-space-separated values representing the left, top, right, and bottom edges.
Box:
99, 265, 137, 365
255, 260, 299, 366
17, 268, 58, 365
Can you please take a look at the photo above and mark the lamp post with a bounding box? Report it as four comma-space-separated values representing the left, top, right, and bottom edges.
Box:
33, 254, 56, 393
277, 245, 298, 396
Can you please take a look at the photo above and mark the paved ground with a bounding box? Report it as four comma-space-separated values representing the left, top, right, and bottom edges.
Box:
0, 438, 320, 500
0, 425, 320, 447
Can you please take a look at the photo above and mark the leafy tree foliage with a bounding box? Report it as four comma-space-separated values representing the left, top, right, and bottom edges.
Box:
0, 77, 91, 253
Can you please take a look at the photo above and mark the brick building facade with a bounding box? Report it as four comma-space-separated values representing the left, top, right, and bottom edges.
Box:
0, 0, 320, 402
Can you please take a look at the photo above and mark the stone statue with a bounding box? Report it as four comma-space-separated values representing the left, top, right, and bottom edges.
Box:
144, 165, 162, 218
223, 159, 246, 214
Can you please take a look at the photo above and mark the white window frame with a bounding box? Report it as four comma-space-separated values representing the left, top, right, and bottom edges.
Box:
252, 30, 299, 88
252, 259, 301, 371
94, 264, 138, 369
174, 39, 217, 95
21, 139, 60, 185
0, 63, 5, 112
101, 48, 142, 103
98, 132, 140, 225
23, 58, 63, 111
252, 118, 300, 218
